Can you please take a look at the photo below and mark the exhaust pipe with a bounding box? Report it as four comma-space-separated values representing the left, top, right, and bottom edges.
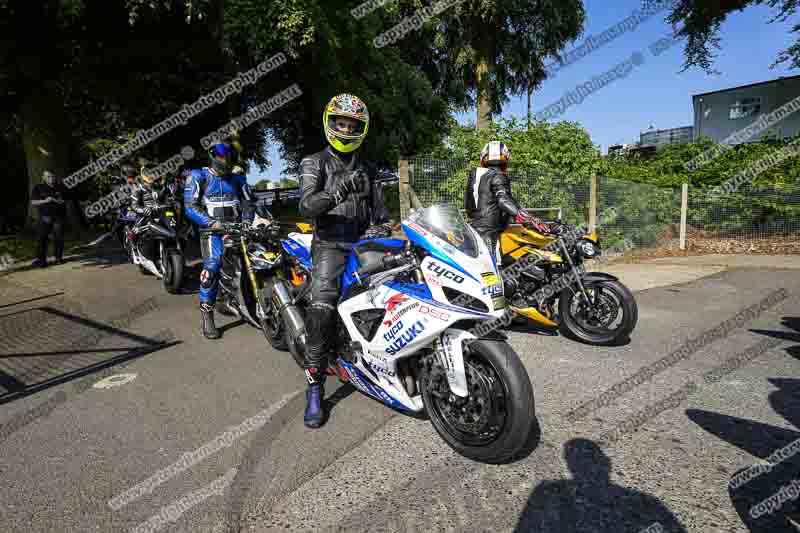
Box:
272, 279, 307, 349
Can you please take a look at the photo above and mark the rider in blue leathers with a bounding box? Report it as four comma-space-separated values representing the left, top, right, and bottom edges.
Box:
184, 143, 255, 339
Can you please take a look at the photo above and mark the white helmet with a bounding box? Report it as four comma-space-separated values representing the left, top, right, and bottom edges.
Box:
480, 141, 510, 169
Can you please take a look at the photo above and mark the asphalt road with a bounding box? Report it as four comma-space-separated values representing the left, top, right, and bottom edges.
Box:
1, 247, 798, 533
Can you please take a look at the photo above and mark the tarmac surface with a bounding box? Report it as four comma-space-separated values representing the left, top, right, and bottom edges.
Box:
1, 246, 798, 532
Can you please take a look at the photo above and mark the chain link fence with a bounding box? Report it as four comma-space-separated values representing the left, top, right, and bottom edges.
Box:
686, 184, 800, 254
409, 157, 590, 225
407, 157, 800, 256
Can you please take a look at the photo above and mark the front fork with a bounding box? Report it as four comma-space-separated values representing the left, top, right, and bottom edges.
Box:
434, 328, 474, 398
558, 240, 593, 306
239, 236, 266, 319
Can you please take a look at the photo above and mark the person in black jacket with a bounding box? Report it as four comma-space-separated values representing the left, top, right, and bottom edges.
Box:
129, 167, 170, 266
30, 171, 68, 267
465, 141, 547, 259
298, 93, 391, 428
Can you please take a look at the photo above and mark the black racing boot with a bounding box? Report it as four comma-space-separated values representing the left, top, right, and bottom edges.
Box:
200, 302, 220, 339
303, 367, 325, 429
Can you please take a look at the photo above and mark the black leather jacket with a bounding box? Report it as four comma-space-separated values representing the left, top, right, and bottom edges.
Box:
464, 167, 523, 234
130, 182, 171, 216
299, 147, 390, 242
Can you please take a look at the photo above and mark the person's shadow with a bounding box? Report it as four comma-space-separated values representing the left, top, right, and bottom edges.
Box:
687, 378, 800, 532
515, 439, 688, 532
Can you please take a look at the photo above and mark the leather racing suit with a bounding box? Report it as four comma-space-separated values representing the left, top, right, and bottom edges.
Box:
183, 168, 255, 307
298, 146, 390, 374
129, 181, 171, 260
465, 167, 524, 257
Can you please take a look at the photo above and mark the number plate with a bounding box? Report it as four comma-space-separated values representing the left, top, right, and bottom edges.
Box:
165, 211, 174, 217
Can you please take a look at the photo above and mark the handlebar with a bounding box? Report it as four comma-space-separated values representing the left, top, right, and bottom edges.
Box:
203, 221, 278, 239
354, 250, 415, 279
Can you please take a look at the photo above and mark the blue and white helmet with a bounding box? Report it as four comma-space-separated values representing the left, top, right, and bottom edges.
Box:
480, 141, 510, 169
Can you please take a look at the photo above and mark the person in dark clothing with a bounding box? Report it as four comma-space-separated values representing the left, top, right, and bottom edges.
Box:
30, 171, 67, 267
129, 166, 169, 259
465, 141, 548, 260
298, 93, 391, 428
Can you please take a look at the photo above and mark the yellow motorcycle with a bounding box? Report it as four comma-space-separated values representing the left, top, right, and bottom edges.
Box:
499, 218, 638, 345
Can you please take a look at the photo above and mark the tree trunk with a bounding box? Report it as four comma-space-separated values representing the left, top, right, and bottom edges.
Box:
20, 87, 71, 226
299, 45, 324, 156
527, 85, 533, 130
474, 14, 496, 131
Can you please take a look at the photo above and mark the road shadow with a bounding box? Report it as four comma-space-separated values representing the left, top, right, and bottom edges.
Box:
0, 305, 179, 405
686, 378, 800, 532
751, 316, 800, 363
514, 438, 688, 532
0, 292, 65, 310
323, 382, 357, 424
216, 318, 247, 337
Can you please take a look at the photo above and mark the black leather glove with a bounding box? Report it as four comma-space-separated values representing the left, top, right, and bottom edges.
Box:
362, 223, 392, 240
332, 169, 366, 205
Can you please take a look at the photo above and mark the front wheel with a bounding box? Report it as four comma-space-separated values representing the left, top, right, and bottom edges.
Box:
421, 339, 535, 464
162, 251, 184, 294
558, 278, 638, 345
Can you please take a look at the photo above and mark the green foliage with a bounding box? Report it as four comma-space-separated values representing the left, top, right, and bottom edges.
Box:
383, 182, 400, 221
418, 116, 605, 227
604, 135, 800, 238
667, 0, 800, 72
277, 177, 299, 188
419, 0, 586, 115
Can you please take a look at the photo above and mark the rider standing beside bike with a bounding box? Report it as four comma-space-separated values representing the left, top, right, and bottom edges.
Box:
183, 143, 255, 340
298, 93, 392, 428
465, 141, 547, 260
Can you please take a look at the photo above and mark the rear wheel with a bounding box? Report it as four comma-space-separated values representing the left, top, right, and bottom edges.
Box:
259, 286, 288, 351
421, 339, 535, 463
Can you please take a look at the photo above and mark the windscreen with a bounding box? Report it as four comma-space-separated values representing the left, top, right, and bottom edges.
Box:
407, 204, 479, 258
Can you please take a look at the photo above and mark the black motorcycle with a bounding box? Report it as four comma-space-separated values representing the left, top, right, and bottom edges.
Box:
127, 199, 186, 294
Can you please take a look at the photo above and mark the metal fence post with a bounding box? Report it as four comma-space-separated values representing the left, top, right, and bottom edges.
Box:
589, 173, 598, 232
680, 183, 688, 250
399, 158, 410, 221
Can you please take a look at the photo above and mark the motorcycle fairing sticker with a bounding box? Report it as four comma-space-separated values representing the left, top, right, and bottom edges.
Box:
384, 281, 492, 318
281, 237, 312, 269
337, 359, 412, 412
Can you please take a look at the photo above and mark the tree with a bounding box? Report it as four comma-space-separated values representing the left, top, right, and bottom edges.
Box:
278, 178, 299, 188
667, 0, 800, 72
429, 0, 585, 129
0, 0, 270, 224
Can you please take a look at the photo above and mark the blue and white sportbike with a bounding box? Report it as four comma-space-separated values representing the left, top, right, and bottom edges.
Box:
269, 205, 536, 463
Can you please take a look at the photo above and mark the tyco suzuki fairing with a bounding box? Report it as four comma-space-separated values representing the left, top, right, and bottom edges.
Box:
267, 205, 535, 463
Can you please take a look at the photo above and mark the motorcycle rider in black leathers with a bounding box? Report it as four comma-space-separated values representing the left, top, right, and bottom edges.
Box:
298, 93, 392, 428
129, 167, 171, 265
465, 141, 548, 260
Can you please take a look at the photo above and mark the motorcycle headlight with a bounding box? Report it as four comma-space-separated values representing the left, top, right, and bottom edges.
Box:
577, 239, 601, 258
